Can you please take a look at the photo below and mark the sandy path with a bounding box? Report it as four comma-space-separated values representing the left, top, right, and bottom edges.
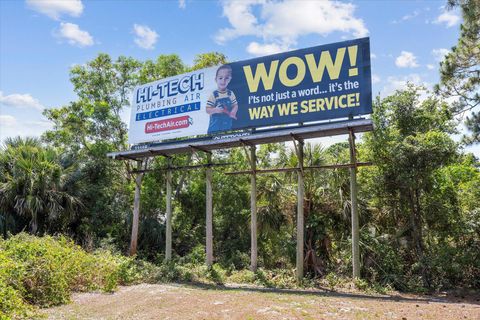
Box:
43, 283, 480, 320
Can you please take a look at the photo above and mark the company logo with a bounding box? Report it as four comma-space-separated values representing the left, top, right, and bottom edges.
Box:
145, 116, 193, 134
136, 73, 204, 103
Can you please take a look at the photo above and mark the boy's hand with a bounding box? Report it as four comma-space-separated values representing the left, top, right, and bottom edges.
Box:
214, 107, 226, 114
228, 112, 237, 120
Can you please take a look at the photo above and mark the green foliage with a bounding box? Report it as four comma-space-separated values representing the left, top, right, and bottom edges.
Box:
139, 54, 186, 84
190, 52, 228, 70
180, 244, 206, 264
437, 0, 480, 143
360, 228, 404, 289
154, 261, 195, 283
0, 233, 144, 318
152, 262, 227, 285
228, 269, 256, 284
2, 49, 478, 300
0, 137, 81, 235
361, 86, 479, 290
0, 250, 35, 319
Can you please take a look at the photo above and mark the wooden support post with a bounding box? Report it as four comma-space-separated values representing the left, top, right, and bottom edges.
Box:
129, 160, 144, 256
295, 139, 305, 281
250, 145, 258, 272
349, 129, 360, 278
165, 157, 173, 261
206, 153, 213, 267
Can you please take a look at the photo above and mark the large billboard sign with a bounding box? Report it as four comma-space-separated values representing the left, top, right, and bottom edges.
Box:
128, 37, 372, 145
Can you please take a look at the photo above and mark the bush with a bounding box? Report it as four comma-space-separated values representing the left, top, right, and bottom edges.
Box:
154, 261, 195, 283
0, 233, 143, 319
228, 269, 256, 284
0, 250, 35, 319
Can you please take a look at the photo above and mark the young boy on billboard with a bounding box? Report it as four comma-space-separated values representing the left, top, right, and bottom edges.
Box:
206, 65, 238, 134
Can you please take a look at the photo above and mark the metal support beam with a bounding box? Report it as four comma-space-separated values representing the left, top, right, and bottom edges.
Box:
128, 162, 232, 174
224, 162, 373, 175
206, 153, 214, 267
190, 145, 211, 154
165, 157, 173, 261
296, 140, 305, 281
129, 160, 145, 256
349, 129, 360, 278
250, 145, 258, 272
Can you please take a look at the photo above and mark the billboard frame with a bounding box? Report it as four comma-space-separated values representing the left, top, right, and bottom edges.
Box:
108, 117, 372, 280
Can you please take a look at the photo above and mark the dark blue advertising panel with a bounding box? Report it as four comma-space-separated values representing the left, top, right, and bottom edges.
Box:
229, 37, 371, 130
129, 38, 372, 144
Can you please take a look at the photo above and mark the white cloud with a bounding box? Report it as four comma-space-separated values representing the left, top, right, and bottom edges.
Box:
57, 22, 94, 47
133, 24, 158, 50
372, 74, 381, 84
0, 115, 17, 141
0, 115, 17, 127
432, 48, 450, 62
392, 9, 420, 24
179, 0, 186, 9
402, 10, 420, 21
427, 64, 435, 70
26, 0, 83, 20
215, 0, 368, 54
370, 53, 377, 59
0, 91, 44, 110
246, 42, 289, 56
0, 116, 53, 142
26, 120, 52, 128
434, 10, 460, 28
215, 0, 262, 44
395, 51, 419, 68
381, 74, 430, 98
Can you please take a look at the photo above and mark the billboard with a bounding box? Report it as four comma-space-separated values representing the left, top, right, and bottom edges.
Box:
128, 37, 372, 145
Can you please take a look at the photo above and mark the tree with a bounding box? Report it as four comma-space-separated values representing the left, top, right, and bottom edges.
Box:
42, 54, 142, 247
139, 54, 186, 84
190, 52, 228, 71
363, 86, 458, 286
436, 0, 480, 143
0, 137, 80, 235
45, 54, 142, 151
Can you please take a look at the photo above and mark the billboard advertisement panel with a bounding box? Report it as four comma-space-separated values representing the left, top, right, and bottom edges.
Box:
128, 37, 372, 145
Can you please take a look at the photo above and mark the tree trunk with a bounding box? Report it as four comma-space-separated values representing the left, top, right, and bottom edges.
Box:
409, 187, 429, 287
2, 212, 7, 239
30, 211, 38, 235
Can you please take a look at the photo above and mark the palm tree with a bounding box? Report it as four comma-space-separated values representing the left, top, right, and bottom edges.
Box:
0, 137, 81, 235
278, 142, 346, 276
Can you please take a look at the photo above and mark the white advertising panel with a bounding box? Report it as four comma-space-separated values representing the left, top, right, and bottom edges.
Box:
129, 67, 218, 144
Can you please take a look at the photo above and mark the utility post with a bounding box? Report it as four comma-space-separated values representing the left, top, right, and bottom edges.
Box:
165, 157, 173, 261
206, 153, 213, 267
250, 145, 258, 272
349, 129, 360, 278
296, 139, 305, 281
129, 159, 145, 256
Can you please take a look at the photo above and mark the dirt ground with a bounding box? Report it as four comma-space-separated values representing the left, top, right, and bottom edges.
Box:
43, 283, 480, 320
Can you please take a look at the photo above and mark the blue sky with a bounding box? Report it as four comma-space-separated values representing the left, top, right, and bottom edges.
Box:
1, 0, 478, 156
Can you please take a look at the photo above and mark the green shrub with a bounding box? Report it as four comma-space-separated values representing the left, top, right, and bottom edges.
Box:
0, 233, 145, 319
228, 269, 256, 284
0, 250, 35, 319
206, 264, 226, 284
154, 261, 195, 283
182, 244, 206, 264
